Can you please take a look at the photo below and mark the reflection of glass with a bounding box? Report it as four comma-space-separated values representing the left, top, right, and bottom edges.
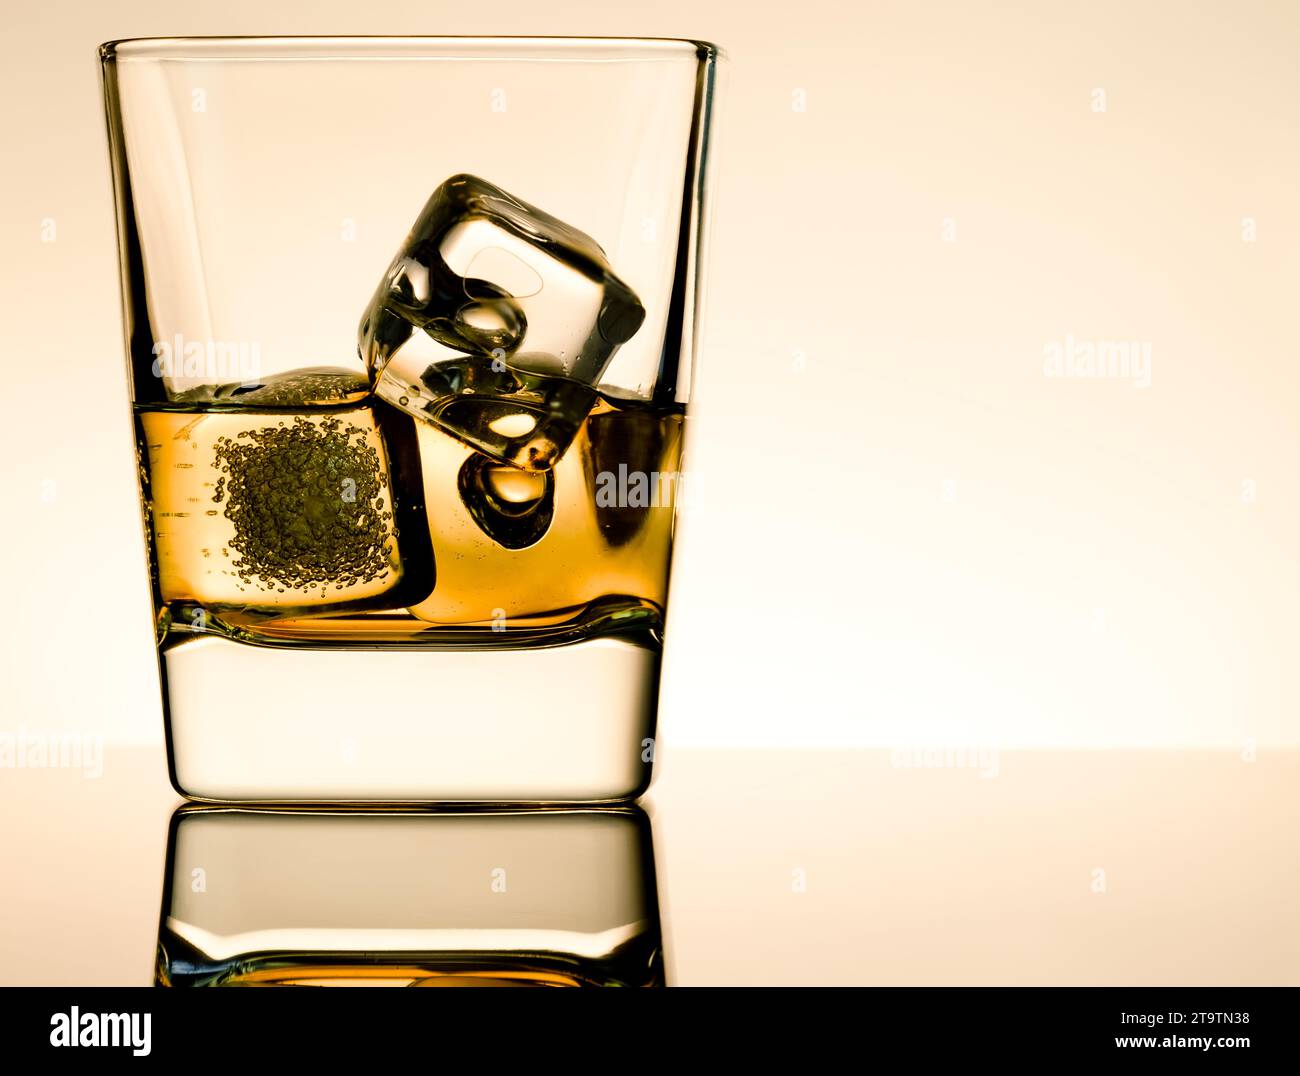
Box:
100, 38, 718, 802
155, 806, 663, 987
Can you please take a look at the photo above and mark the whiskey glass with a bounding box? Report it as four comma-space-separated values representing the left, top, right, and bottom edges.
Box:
100, 37, 718, 801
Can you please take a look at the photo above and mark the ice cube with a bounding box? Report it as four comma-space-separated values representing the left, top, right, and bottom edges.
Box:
374, 350, 597, 475
173, 368, 370, 408
140, 388, 431, 613
359, 174, 645, 471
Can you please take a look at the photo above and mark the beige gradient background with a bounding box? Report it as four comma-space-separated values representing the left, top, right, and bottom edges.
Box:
1, 1, 1300, 986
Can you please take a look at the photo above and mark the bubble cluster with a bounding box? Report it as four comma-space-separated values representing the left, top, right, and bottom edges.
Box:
212, 417, 393, 592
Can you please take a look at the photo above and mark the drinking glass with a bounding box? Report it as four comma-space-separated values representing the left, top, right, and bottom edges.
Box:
100, 37, 718, 801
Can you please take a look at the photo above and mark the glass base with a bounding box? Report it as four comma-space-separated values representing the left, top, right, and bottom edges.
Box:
160, 633, 659, 802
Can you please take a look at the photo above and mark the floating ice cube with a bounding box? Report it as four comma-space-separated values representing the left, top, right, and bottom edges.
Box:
173, 367, 370, 408
374, 349, 598, 474
360, 175, 645, 471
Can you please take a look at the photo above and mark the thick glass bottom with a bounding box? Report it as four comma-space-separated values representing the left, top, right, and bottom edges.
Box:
160, 630, 660, 802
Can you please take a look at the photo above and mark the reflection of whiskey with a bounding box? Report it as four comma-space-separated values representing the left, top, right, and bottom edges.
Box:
135, 390, 683, 637
157, 807, 664, 988
207, 965, 592, 987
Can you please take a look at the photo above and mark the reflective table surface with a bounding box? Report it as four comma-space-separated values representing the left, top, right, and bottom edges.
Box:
2, 745, 1296, 985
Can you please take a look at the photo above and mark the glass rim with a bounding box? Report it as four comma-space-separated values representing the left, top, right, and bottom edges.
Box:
100, 35, 720, 64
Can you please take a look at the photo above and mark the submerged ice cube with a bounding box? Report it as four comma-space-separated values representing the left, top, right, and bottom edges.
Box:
359, 174, 645, 471
139, 372, 432, 613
